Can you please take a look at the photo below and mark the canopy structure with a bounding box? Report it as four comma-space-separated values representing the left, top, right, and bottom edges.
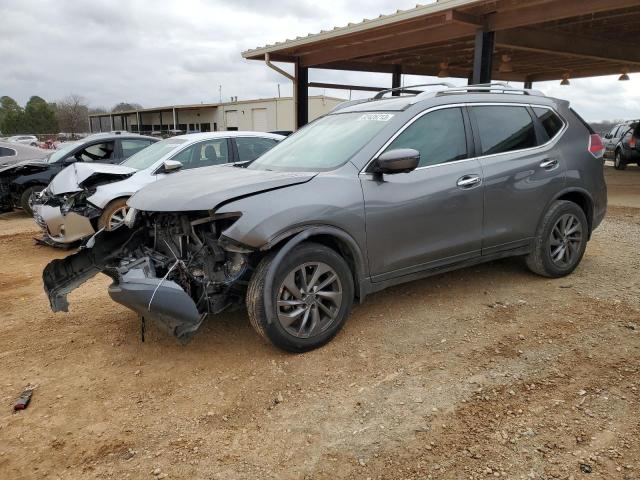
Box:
242, 0, 640, 128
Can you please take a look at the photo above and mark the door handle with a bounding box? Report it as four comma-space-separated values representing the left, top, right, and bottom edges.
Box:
540, 158, 559, 170
457, 174, 481, 189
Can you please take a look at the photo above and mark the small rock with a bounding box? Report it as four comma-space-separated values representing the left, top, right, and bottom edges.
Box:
578, 390, 587, 396
580, 463, 592, 474
358, 458, 366, 466
275, 393, 284, 404
134, 370, 141, 376
625, 323, 638, 331
152, 468, 162, 476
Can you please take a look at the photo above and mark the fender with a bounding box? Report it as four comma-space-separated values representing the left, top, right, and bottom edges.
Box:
262, 225, 367, 324
539, 186, 595, 235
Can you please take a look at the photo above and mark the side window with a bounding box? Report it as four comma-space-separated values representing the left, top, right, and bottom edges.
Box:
533, 107, 564, 141
385, 107, 467, 168
171, 139, 229, 170
472, 106, 537, 155
77, 141, 115, 162
235, 137, 278, 162
121, 139, 153, 158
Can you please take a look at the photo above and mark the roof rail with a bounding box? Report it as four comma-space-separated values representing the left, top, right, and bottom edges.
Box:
373, 82, 455, 100
437, 82, 545, 97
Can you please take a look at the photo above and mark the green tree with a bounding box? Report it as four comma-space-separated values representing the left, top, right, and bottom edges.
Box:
24, 95, 58, 134
112, 102, 142, 113
0, 96, 25, 134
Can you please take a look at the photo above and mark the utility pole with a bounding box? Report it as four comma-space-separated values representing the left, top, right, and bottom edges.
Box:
218, 85, 222, 103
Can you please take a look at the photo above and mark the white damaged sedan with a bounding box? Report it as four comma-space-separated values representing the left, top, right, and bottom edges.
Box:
33, 132, 283, 245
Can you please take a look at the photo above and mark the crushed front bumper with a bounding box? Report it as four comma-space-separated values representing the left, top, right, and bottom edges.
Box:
33, 204, 96, 244
108, 265, 205, 343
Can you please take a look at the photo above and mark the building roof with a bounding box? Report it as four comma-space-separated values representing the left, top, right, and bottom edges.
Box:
90, 95, 345, 118
242, 0, 640, 82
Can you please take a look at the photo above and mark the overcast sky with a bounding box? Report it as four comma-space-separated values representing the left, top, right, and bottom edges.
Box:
1, 0, 637, 121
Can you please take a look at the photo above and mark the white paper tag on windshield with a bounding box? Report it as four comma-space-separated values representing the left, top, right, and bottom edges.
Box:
358, 113, 394, 122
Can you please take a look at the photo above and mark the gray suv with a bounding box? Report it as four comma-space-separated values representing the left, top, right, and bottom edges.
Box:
44, 84, 607, 352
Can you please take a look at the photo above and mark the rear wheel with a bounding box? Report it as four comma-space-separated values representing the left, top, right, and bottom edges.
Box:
247, 242, 354, 352
614, 150, 627, 170
526, 200, 588, 278
98, 198, 130, 231
20, 185, 44, 216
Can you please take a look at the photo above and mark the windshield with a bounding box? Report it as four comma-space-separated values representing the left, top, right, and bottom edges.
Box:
122, 138, 187, 170
47, 142, 78, 163
248, 112, 395, 172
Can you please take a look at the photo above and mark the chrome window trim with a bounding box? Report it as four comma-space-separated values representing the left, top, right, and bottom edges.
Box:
360, 102, 568, 175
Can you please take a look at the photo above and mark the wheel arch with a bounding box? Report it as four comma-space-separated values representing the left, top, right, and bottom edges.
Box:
546, 188, 595, 237
260, 225, 367, 324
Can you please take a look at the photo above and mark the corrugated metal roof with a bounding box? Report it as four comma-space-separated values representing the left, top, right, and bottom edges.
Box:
242, 0, 488, 58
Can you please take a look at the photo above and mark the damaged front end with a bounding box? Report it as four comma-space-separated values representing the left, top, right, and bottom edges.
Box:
43, 211, 252, 343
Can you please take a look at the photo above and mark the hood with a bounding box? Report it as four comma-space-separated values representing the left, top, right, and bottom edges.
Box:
49, 163, 137, 195
0, 159, 48, 174
129, 165, 317, 212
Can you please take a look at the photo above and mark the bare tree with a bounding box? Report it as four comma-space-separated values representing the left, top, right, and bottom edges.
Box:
56, 94, 89, 135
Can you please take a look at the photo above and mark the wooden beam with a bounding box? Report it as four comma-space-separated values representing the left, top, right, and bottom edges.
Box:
487, 0, 640, 31
496, 27, 640, 66
300, 23, 476, 67
446, 9, 484, 27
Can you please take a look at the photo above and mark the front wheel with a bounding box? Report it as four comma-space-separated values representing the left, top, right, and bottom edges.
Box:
247, 242, 354, 352
20, 185, 45, 216
526, 200, 588, 278
98, 198, 130, 231
614, 150, 627, 170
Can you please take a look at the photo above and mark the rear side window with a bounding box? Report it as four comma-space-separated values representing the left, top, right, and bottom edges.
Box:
533, 107, 564, 140
121, 139, 153, 158
472, 106, 537, 155
386, 107, 467, 168
77, 141, 115, 162
235, 137, 278, 162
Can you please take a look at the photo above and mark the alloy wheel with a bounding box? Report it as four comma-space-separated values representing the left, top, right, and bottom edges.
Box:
108, 205, 129, 230
276, 261, 343, 338
549, 213, 583, 267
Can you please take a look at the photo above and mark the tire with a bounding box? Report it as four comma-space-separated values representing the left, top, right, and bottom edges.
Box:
246, 242, 354, 352
526, 200, 588, 278
614, 150, 627, 170
20, 185, 44, 216
98, 198, 130, 231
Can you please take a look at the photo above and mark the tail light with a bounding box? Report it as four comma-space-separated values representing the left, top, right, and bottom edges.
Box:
588, 134, 604, 158
630, 136, 637, 149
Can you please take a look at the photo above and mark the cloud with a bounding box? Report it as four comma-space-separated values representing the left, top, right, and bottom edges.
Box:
0, 0, 637, 121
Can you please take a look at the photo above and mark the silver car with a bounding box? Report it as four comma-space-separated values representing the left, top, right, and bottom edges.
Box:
44, 84, 607, 352
33, 132, 283, 245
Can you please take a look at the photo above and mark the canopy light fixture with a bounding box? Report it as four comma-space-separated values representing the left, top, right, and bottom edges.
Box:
437, 62, 450, 78
498, 54, 513, 73
619, 67, 630, 81
560, 73, 571, 86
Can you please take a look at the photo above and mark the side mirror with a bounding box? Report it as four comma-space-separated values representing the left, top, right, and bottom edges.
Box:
161, 160, 183, 173
373, 148, 420, 174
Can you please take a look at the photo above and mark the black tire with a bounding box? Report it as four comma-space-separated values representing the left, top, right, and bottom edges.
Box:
246, 242, 354, 352
20, 185, 44, 216
614, 150, 627, 170
526, 200, 588, 278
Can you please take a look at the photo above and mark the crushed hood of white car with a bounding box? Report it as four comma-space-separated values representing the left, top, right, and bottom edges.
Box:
48, 163, 137, 195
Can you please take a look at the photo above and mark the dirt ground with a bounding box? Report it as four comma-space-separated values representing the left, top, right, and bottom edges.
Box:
1, 165, 639, 480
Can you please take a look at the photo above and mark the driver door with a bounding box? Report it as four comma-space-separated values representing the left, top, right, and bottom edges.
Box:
360, 106, 484, 282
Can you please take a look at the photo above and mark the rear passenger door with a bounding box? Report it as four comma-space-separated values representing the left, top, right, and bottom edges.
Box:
469, 104, 566, 255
